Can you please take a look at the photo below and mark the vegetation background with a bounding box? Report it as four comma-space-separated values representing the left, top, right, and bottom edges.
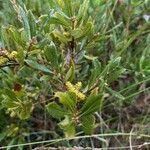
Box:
0, 0, 150, 149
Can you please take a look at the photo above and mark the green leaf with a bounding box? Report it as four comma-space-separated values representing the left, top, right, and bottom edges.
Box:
1, 26, 11, 49
107, 68, 125, 83
4, 89, 18, 101
47, 102, 68, 119
84, 55, 98, 61
50, 12, 71, 28
18, 101, 33, 120
92, 59, 101, 75
17, 46, 26, 65
63, 123, 75, 138
38, 9, 54, 33
59, 116, 75, 138
18, 5, 31, 41
55, 92, 75, 112
28, 10, 36, 37
0, 132, 7, 142
59, 115, 70, 127
52, 31, 71, 43
65, 60, 75, 82
77, 0, 89, 24
106, 87, 125, 100
85, 41, 97, 49
109, 57, 121, 68
44, 41, 59, 68
71, 21, 93, 40
81, 114, 95, 134
28, 49, 42, 56
17, 137, 25, 150
89, 59, 101, 88
80, 94, 102, 116
100, 57, 121, 79
63, 0, 73, 17
6, 124, 19, 137
7, 26, 23, 45
2, 96, 33, 120
2, 98, 19, 110
25, 59, 53, 74
48, 0, 61, 10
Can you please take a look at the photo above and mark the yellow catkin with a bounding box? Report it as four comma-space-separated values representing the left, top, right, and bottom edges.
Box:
0, 57, 9, 65
73, 89, 85, 100
8, 51, 18, 60
66, 82, 74, 90
66, 81, 86, 100
75, 82, 82, 90
0, 51, 18, 66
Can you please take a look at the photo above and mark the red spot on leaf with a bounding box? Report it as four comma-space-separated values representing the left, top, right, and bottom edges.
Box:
14, 83, 22, 92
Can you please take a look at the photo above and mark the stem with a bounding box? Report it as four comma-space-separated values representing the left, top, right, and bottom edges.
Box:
0, 132, 145, 149
0, 62, 19, 68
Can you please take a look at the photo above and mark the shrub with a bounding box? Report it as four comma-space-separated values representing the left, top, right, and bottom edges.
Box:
0, 0, 150, 149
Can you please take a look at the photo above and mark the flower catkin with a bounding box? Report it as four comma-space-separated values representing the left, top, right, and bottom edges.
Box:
0, 57, 8, 65
8, 51, 18, 60
0, 51, 18, 65
66, 81, 85, 100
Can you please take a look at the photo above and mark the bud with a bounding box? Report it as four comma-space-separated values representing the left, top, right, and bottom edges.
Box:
10, 111, 16, 118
